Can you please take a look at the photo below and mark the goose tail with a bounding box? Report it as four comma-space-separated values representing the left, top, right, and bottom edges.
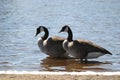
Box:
104, 49, 112, 55
106, 50, 112, 55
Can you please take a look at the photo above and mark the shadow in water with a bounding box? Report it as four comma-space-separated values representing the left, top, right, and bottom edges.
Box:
40, 57, 111, 72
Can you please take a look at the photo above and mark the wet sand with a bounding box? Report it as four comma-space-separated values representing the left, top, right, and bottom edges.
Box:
0, 74, 120, 80
0, 72, 120, 80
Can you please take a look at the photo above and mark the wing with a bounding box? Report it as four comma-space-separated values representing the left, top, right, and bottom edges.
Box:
77, 40, 112, 55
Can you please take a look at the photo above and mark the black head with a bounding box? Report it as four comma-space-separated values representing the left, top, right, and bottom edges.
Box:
35, 26, 45, 37
59, 25, 70, 33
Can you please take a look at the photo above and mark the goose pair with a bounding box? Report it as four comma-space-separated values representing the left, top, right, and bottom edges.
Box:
35, 26, 112, 63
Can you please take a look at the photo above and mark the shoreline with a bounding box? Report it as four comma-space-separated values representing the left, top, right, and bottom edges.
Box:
1, 71, 120, 75
0, 71, 120, 80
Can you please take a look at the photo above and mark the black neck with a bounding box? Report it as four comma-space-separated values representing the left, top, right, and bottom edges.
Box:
41, 28, 49, 40
67, 28, 73, 42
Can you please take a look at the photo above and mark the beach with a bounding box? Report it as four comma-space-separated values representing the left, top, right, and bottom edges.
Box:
0, 74, 120, 80
0, 72, 120, 80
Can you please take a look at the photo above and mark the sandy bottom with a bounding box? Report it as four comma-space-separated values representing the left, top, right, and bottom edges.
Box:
0, 74, 120, 80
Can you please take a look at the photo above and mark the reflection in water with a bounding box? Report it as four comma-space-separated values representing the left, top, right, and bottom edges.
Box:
40, 57, 111, 72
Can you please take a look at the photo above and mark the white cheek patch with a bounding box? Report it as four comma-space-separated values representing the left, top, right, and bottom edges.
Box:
64, 27, 69, 32
40, 27, 44, 32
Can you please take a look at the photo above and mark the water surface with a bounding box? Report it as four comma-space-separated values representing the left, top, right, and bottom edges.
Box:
0, 0, 120, 72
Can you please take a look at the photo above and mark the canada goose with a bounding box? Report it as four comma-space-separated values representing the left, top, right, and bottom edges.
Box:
59, 25, 112, 63
35, 26, 70, 58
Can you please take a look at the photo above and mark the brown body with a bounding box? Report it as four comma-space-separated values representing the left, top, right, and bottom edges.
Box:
59, 25, 112, 63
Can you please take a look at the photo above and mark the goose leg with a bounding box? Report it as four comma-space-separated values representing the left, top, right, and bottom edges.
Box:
80, 59, 84, 63
84, 58, 88, 63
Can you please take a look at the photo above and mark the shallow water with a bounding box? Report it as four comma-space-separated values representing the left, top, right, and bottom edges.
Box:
0, 0, 120, 72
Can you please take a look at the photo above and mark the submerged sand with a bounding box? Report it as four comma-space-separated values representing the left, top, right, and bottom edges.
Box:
0, 72, 120, 80
0, 74, 120, 80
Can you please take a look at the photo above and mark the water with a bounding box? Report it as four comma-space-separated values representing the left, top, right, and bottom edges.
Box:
0, 0, 120, 72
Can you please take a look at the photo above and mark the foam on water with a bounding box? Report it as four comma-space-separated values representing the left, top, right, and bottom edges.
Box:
0, 71, 120, 75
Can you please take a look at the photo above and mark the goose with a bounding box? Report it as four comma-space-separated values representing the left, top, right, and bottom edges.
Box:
59, 25, 112, 63
35, 26, 70, 58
